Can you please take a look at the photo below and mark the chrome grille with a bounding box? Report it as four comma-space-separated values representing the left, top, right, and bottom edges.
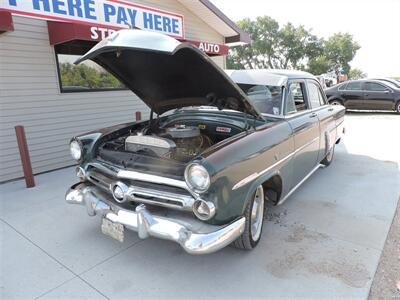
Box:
85, 163, 194, 211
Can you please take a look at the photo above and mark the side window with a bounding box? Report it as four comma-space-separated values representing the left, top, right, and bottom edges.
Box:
238, 84, 283, 115
365, 82, 388, 91
346, 81, 362, 91
285, 82, 308, 114
338, 83, 348, 91
307, 81, 326, 108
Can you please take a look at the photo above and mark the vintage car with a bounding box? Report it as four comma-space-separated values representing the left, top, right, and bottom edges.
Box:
65, 29, 345, 254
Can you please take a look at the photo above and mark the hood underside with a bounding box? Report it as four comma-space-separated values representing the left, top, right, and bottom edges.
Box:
75, 29, 262, 119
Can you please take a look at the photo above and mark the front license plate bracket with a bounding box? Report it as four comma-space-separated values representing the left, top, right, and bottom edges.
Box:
101, 218, 124, 243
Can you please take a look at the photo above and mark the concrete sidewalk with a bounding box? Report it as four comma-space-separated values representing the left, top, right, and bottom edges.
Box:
1, 112, 399, 299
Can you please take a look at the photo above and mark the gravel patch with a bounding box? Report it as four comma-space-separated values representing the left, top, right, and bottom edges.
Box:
369, 197, 400, 299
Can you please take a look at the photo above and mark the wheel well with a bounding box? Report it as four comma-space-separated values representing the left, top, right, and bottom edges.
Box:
262, 175, 282, 205
329, 98, 343, 105
396, 100, 400, 110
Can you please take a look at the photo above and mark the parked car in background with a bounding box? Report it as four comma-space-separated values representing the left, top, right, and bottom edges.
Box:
371, 78, 400, 89
325, 79, 400, 113
65, 30, 345, 254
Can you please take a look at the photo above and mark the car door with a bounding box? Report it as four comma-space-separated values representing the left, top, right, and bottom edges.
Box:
363, 82, 395, 110
285, 80, 320, 188
340, 81, 364, 108
306, 80, 337, 162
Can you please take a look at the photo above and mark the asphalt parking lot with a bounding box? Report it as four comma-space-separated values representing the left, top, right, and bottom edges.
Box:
1, 112, 399, 299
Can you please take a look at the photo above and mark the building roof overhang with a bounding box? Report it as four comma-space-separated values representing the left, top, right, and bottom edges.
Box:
178, 0, 250, 45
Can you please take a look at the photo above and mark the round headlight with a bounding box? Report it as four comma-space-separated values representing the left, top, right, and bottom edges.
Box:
70, 140, 82, 161
185, 163, 210, 193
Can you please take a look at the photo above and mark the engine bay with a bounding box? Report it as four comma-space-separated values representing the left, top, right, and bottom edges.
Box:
124, 124, 213, 162
98, 118, 245, 167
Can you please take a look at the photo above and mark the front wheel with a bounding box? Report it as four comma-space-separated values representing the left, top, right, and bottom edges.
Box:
233, 185, 265, 250
321, 144, 335, 166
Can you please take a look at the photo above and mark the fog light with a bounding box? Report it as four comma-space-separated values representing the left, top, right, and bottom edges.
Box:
111, 182, 128, 203
193, 200, 215, 221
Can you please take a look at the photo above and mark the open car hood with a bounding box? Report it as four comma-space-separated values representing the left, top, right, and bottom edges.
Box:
75, 29, 262, 119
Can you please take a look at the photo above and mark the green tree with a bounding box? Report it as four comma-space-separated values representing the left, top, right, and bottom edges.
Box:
348, 68, 367, 80
323, 33, 360, 81
307, 56, 332, 75
228, 17, 360, 79
60, 63, 124, 89
227, 16, 323, 70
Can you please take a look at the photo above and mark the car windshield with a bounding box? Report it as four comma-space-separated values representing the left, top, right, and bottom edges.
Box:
238, 84, 283, 115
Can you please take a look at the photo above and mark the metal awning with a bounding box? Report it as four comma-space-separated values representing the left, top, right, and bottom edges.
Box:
0, 11, 14, 33
47, 21, 229, 56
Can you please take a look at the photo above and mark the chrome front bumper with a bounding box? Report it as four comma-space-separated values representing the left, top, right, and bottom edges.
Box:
66, 183, 245, 254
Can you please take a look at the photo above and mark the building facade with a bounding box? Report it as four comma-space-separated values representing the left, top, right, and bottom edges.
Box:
0, 0, 249, 182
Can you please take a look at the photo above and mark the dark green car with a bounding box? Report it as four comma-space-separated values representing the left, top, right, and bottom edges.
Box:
66, 30, 345, 254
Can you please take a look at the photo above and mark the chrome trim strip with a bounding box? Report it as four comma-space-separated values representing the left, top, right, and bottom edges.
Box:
293, 136, 320, 155
232, 151, 294, 190
232, 136, 320, 190
277, 164, 323, 205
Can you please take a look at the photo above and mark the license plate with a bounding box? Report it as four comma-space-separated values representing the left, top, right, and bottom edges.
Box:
101, 218, 124, 243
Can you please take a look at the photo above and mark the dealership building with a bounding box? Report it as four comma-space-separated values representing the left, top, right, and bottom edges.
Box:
0, 0, 250, 182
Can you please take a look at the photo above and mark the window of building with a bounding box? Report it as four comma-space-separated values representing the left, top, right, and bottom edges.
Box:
55, 41, 126, 93
307, 81, 326, 108
365, 82, 388, 91
238, 84, 283, 115
346, 81, 362, 91
285, 82, 308, 114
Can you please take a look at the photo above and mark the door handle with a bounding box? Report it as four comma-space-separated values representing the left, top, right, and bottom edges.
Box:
365, 94, 369, 96
328, 107, 334, 112
310, 113, 317, 118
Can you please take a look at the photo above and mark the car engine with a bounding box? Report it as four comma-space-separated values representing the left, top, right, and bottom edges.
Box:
124, 125, 213, 162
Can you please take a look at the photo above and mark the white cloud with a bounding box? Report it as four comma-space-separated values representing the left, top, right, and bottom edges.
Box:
211, 0, 400, 77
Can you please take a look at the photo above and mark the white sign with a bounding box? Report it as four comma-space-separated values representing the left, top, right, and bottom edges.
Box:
0, 0, 185, 38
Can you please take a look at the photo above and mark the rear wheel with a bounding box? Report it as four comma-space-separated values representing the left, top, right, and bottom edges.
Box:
321, 144, 335, 166
233, 185, 265, 250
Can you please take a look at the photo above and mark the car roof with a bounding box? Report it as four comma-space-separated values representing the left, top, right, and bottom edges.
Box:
340, 79, 400, 90
225, 69, 317, 86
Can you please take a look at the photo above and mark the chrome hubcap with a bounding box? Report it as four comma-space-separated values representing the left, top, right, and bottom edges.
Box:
250, 186, 264, 241
326, 148, 334, 161
332, 101, 340, 105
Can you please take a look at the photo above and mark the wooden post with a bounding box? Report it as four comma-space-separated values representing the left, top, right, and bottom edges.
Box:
15, 126, 35, 188
136, 111, 142, 121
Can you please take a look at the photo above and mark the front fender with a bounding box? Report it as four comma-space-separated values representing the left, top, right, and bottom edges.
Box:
72, 121, 144, 162
202, 120, 293, 225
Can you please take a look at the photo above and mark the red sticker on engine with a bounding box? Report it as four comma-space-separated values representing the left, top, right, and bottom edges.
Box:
216, 127, 231, 133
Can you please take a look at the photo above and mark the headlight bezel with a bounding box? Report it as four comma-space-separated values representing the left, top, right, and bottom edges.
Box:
69, 138, 83, 162
184, 163, 211, 194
